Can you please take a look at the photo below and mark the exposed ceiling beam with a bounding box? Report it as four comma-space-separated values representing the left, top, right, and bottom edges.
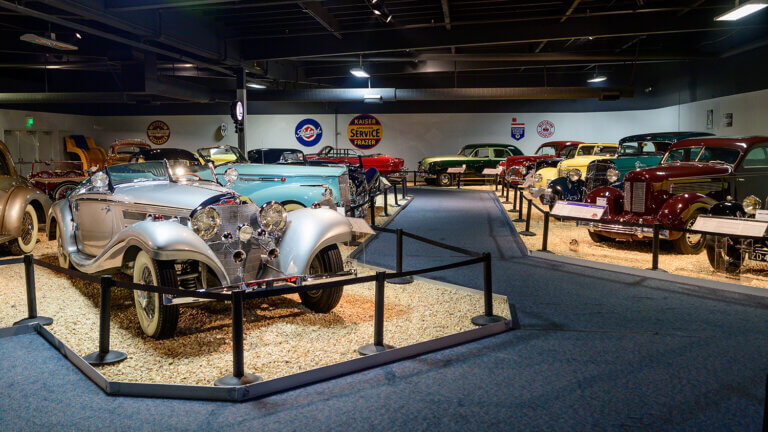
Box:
299, 1, 342, 39
678, 0, 707, 17
243, 12, 761, 60
440, 0, 451, 30
107, 0, 238, 12
561, 0, 582, 23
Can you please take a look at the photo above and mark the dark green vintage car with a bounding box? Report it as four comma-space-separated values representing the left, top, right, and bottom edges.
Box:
418, 143, 523, 186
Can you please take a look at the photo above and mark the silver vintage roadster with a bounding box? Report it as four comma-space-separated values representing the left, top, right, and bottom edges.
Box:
47, 160, 353, 339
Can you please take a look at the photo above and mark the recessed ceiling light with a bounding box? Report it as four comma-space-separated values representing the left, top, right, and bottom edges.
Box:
588, 75, 607, 83
373, 9, 381, 15
350, 67, 370, 78
246, 82, 266, 89
75, 32, 82, 39
716, 0, 768, 20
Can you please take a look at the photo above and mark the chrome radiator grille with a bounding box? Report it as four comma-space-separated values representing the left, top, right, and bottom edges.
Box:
207, 204, 261, 284
670, 181, 724, 195
558, 167, 568, 178
339, 172, 351, 208
585, 160, 615, 193
624, 182, 647, 213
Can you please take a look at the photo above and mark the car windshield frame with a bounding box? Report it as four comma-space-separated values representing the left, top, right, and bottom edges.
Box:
458, 146, 475, 156
618, 141, 669, 156
560, 146, 577, 158
198, 146, 248, 165
661, 145, 742, 165
534, 145, 560, 156
250, 149, 307, 164
105, 160, 220, 186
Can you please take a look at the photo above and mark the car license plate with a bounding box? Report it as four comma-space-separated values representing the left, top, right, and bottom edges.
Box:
749, 251, 768, 262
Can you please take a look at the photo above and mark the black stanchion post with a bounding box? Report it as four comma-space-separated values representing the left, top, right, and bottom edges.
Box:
369, 196, 376, 227
412, 171, 417, 187
457, 173, 462, 189
509, 184, 518, 211
215, 290, 262, 386
391, 180, 401, 208
502, 179, 513, 204
389, 228, 414, 285
358, 271, 395, 355
540, 211, 551, 252
379, 187, 389, 217
13, 254, 53, 327
83, 276, 127, 365
472, 252, 505, 326
495, 174, 499, 191
403, 176, 410, 198
645, 222, 667, 272
513, 189, 526, 222
519, 197, 536, 236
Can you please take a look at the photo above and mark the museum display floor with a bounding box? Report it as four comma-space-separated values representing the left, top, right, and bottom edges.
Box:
1, 187, 766, 431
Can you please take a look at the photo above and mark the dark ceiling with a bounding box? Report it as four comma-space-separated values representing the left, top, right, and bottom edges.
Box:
0, 0, 766, 107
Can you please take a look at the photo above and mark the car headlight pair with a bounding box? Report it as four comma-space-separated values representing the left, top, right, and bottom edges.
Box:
518, 166, 527, 176
743, 195, 762, 215
568, 169, 582, 182
191, 201, 287, 241
606, 168, 620, 183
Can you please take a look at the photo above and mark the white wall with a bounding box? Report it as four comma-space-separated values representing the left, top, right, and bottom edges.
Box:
1, 88, 766, 171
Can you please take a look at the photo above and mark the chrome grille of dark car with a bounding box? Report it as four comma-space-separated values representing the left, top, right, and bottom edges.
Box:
339, 172, 351, 208
585, 160, 615, 193
558, 167, 568, 178
669, 181, 724, 195
624, 182, 646, 213
207, 204, 261, 284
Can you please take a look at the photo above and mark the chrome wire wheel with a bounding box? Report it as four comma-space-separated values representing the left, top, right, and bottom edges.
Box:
20, 211, 33, 245
304, 253, 323, 299
137, 266, 156, 321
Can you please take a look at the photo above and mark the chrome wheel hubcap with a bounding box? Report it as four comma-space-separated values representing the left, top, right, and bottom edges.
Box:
686, 219, 701, 246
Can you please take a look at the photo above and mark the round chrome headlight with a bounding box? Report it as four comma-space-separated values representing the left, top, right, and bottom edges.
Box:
191, 207, 220, 240
743, 195, 762, 215
606, 168, 620, 183
568, 169, 582, 182
259, 201, 287, 234
238, 224, 254, 242
519, 166, 527, 176
92, 171, 109, 189
534, 173, 543, 183
224, 168, 239, 185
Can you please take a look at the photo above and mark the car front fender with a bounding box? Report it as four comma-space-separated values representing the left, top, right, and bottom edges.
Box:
4, 185, 51, 237
230, 182, 326, 208
585, 186, 625, 216
265, 208, 352, 277
657, 193, 717, 228
709, 201, 745, 218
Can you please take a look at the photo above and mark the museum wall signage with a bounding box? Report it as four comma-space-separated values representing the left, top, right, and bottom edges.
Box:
146, 120, 171, 145
511, 117, 525, 141
348, 114, 383, 150
295, 118, 323, 147
537, 120, 555, 138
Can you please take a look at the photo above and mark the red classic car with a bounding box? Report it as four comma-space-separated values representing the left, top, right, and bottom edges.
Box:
501, 141, 583, 184
306, 146, 405, 176
584, 136, 764, 254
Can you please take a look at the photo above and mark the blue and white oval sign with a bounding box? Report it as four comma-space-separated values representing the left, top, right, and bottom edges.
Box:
295, 118, 323, 147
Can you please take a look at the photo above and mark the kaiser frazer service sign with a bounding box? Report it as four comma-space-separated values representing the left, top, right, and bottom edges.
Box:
295, 118, 323, 147
348, 114, 382, 150
511, 117, 525, 141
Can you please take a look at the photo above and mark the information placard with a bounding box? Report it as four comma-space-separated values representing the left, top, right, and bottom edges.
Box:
551, 201, 606, 220
446, 166, 465, 174
347, 217, 375, 234
756, 209, 768, 221
482, 168, 502, 176
691, 215, 768, 237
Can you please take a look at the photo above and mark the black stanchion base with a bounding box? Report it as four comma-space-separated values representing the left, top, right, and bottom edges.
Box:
471, 315, 506, 326
644, 267, 668, 273
388, 276, 414, 285
519, 231, 536, 237
214, 373, 263, 387
83, 350, 128, 365
501, 200, 513, 205
537, 250, 554, 254
390, 203, 402, 208
13, 316, 53, 327
378, 212, 389, 217
358, 343, 395, 356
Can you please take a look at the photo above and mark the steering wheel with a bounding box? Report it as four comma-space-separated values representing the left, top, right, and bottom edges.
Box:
178, 172, 202, 180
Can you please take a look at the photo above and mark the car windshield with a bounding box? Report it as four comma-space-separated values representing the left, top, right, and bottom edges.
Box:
560, 146, 577, 158
595, 146, 617, 156
535, 145, 559, 156
619, 141, 668, 156
458, 146, 475, 156
250, 149, 306, 164
113, 145, 148, 155
198, 146, 247, 164
107, 161, 218, 186
663, 146, 702, 163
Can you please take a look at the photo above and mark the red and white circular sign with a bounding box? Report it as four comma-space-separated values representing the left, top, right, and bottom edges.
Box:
537, 120, 555, 138
146, 120, 170, 145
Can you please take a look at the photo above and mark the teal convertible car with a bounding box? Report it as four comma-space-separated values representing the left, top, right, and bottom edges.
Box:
198, 146, 352, 213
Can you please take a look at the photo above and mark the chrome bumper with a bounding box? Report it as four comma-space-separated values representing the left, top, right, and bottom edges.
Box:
586, 222, 669, 239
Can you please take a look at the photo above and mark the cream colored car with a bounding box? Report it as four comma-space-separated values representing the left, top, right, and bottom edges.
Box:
529, 143, 618, 197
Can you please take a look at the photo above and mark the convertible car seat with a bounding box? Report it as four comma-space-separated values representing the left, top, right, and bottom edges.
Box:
365, 167, 381, 189
65, 135, 107, 171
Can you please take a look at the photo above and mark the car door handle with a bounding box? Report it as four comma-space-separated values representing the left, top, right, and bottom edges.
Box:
100, 206, 111, 212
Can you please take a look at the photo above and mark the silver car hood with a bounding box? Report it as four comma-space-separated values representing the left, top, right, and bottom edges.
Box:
111, 181, 233, 210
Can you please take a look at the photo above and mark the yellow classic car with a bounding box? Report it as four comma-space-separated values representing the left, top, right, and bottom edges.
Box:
529, 143, 618, 204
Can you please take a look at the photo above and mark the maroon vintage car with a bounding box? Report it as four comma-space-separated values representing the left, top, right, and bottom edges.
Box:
306, 146, 405, 176
583, 136, 763, 254
501, 141, 583, 184
28, 161, 87, 201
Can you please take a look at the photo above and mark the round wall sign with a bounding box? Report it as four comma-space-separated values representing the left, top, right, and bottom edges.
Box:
295, 118, 323, 147
146, 120, 170, 145
347, 114, 382, 150
230, 100, 244, 123
537, 120, 555, 138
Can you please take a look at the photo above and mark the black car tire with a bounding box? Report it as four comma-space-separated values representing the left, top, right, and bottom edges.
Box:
133, 251, 180, 339
299, 245, 344, 313
705, 237, 743, 273
437, 172, 453, 187
672, 209, 706, 254
424, 178, 436, 186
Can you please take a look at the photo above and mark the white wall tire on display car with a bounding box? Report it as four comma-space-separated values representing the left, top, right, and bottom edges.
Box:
299, 244, 344, 313
8, 204, 38, 255
133, 250, 180, 339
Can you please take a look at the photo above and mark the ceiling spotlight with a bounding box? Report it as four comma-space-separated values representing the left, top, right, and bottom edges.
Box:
386, 14, 393, 22
246, 82, 266, 89
715, 0, 768, 20
75, 32, 82, 39
350, 67, 370, 78
373, 8, 382, 15
20, 33, 77, 51
364, 94, 383, 103
588, 75, 607, 83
